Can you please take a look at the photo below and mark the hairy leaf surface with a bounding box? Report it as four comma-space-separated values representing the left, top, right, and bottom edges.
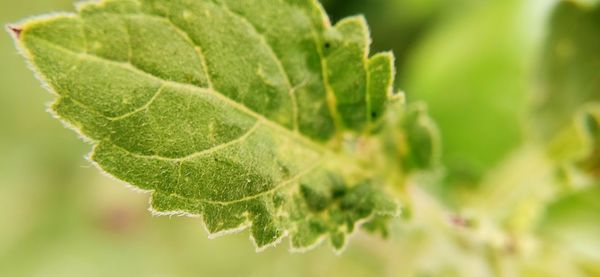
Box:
10, 0, 401, 251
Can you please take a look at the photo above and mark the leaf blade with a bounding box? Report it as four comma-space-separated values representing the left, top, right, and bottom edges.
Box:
12, 0, 400, 251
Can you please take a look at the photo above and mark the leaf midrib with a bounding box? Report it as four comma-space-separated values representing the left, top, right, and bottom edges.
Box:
24, 33, 329, 156
92, 8, 310, 135
135, 2, 342, 136
21, 5, 369, 206
167, 156, 324, 205
61, 1, 348, 145
24, 35, 329, 205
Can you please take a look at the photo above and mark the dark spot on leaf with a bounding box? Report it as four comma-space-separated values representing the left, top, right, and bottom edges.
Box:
324, 42, 331, 49
7, 26, 22, 39
371, 112, 377, 118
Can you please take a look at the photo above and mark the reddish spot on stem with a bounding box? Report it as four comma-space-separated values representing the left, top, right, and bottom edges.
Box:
7, 26, 22, 39
450, 215, 471, 228
505, 238, 518, 255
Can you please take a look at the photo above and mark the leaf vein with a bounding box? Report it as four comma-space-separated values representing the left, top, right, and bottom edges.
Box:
133, 14, 215, 89
110, 121, 261, 161
29, 34, 328, 154
215, 1, 299, 132
108, 84, 165, 120
308, 24, 343, 134
164, 158, 322, 206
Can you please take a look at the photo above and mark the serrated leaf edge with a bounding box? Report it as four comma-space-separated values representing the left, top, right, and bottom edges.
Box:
8, 5, 401, 253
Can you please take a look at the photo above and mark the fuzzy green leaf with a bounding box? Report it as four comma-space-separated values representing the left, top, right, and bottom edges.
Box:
10, 0, 401, 251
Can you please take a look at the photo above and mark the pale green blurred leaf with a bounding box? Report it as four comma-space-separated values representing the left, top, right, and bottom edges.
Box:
535, 1, 600, 137
405, 0, 531, 184
540, 185, 600, 260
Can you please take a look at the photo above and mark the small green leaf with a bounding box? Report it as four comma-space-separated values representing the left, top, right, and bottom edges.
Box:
547, 106, 600, 182
398, 103, 440, 172
10, 0, 401, 251
379, 101, 440, 176
576, 107, 600, 178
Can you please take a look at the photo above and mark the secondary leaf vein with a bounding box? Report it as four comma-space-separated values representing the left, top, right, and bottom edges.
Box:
216, 1, 300, 132
166, 158, 323, 205
109, 121, 261, 161
28, 34, 328, 154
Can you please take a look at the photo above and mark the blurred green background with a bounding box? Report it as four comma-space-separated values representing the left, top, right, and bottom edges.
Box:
1, 0, 599, 276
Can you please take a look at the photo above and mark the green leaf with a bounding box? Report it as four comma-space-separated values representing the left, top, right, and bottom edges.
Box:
577, 108, 600, 177
539, 2, 600, 181
9, 0, 400, 252
379, 101, 440, 176
397, 103, 440, 172
535, 1, 600, 137
552, 106, 600, 179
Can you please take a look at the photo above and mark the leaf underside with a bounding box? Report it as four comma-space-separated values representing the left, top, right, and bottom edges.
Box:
11, 0, 400, 251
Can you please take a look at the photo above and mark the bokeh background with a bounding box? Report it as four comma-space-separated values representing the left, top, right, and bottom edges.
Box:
1, 0, 598, 276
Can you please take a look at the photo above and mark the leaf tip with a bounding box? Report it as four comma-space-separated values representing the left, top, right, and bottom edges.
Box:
6, 25, 22, 39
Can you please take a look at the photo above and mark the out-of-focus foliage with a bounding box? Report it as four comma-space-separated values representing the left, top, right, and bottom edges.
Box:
405, 0, 533, 187
322, 0, 447, 78
540, 184, 600, 261
578, 109, 600, 177
535, 3, 600, 272
535, 1, 600, 137
538, 1, 600, 186
1, 0, 599, 276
